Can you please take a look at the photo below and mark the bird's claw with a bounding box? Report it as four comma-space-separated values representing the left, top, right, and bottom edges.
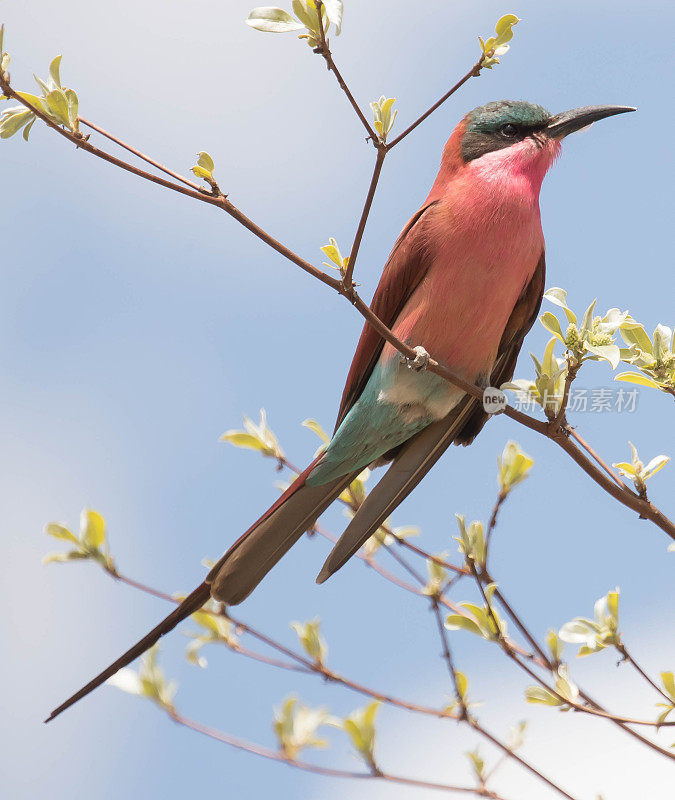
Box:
404, 345, 430, 372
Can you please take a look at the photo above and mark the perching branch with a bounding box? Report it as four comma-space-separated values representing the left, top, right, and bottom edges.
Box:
2, 67, 673, 544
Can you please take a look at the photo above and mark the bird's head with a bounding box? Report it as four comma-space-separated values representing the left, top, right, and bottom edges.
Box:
432, 100, 635, 197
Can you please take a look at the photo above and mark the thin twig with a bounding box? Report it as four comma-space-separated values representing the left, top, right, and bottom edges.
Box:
78, 116, 201, 191
430, 599, 580, 800
616, 644, 672, 703
386, 59, 484, 149
343, 147, 386, 290
567, 427, 627, 491
313, 3, 379, 144
168, 707, 508, 798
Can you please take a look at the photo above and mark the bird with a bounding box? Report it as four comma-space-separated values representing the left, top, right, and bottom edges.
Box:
46, 100, 634, 721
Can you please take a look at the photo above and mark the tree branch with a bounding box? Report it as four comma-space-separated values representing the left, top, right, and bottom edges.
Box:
5, 71, 672, 543
168, 707, 508, 798
386, 59, 484, 149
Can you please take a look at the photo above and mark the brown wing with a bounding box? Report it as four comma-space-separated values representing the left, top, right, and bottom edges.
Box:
454, 251, 546, 445
334, 200, 439, 432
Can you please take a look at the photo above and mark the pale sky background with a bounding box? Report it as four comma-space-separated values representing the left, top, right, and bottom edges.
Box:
1, 1, 674, 799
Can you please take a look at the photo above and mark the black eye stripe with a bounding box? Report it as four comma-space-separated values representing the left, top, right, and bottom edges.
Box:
500, 123, 519, 137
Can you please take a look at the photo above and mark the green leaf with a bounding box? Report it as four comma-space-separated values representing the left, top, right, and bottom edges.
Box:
643, 455, 669, 480
302, 418, 330, 444
322, 0, 343, 34
34, 73, 51, 96
544, 287, 577, 324
620, 324, 653, 353
246, 7, 305, 33
445, 614, 484, 637
585, 343, 621, 369
525, 686, 563, 706
219, 431, 266, 450
45, 89, 71, 127
196, 151, 214, 172
343, 700, 379, 762
81, 509, 106, 548
22, 117, 36, 141
540, 311, 565, 342
42, 550, 89, 564
65, 88, 79, 127
191, 165, 213, 180
662, 672, 675, 701
0, 109, 33, 138
615, 371, 661, 388
290, 618, 328, 666
49, 55, 63, 89
44, 522, 78, 543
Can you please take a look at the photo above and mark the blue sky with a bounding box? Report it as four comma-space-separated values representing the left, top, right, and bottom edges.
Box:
1, 1, 673, 798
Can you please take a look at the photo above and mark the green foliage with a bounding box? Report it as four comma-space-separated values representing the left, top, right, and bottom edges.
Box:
502, 337, 568, 416
339, 467, 370, 508
558, 589, 621, 656
342, 700, 380, 769
497, 441, 533, 496
546, 629, 564, 665
362, 523, 419, 559
479, 14, 520, 69
246, 1, 343, 48
454, 514, 486, 568
525, 666, 579, 710
106, 646, 177, 711
320, 237, 349, 278
185, 600, 238, 668
370, 96, 397, 143
445, 584, 507, 642
444, 671, 483, 715
541, 287, 638, 370
191, 151, 216, 184
43, 508, 115, 573
656, 672, 675, 729
466, 747, 485, 784
0, 24, 10, 76
422, 552, 448, 597
0, 53, 80, 140
613, 442, 669, 495
507, 719, 528, 751
220, 408, 285, 461
617, 322, 675, 395
290, 617, 328, 666
273, 696, 330, 759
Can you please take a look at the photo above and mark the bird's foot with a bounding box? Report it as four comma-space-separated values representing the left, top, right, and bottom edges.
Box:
403, 345, 430, 372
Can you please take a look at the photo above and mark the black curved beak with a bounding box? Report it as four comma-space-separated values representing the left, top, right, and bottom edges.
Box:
546, 105, 636, 138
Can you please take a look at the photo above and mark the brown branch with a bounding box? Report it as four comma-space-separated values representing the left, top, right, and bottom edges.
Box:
343, 147, 386, 290
168, 707, 507, 798
567, 427, 627, 492
3, 67, 674, 553
430, 599, 580, 800
616, 644, 673, 704
313, 3, 379, 145
386, 58, 484, 149
78, 116, 202, 191
112, 569, 459, 722
467, 565, 675, 755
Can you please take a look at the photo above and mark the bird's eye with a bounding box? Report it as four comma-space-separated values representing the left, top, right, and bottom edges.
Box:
500, 123, 519, 137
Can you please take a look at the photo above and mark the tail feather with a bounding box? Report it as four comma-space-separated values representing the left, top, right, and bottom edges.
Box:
316, 398, 478, 584
207, 463, 358, 604
44, 582, 210, 722
46, 456, 356, 722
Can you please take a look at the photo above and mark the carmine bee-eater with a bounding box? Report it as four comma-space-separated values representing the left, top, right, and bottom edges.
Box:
47, 100, 634, 721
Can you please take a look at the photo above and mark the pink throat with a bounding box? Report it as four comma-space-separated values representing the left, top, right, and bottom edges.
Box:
467, 136, 562, 196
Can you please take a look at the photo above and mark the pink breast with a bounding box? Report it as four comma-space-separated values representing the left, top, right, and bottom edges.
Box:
381, 138, 554, 381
